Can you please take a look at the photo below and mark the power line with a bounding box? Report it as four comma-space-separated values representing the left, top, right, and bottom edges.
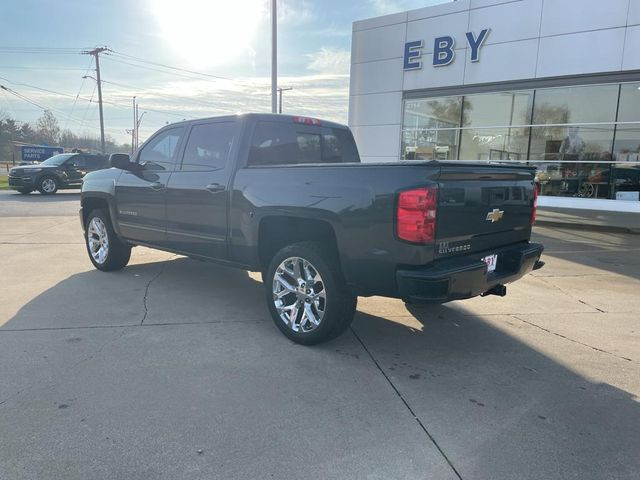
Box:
99, 78, 237, 114
0, 47, 90, 55
108, 50, 235, 82
0, 73, 197, 120
0, 65, 88, 71
63, 57, 94, 131
101, 56, 235, 84
106, 50, 267, 88
0, 83, 123, 136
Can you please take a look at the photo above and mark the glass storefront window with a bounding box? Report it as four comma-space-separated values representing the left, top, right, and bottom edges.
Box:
529, 125, 615, 161
399, 82, 640, 200
535, 162, 615, 199
533, 84, 619, 124
611, 164, 640, 199
612, 84, 640, 199
401, 126, 459, 160
459, 91, 533, 160
459, 127, 529, 160
402, 96, 461, 160
403, 96, 461, 127
463, 91, 533, 127
614, 83, 640, 162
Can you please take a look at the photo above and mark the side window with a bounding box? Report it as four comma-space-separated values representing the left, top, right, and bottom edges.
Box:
248, 122, 297, 166
138, 127, 184, 171
85, 156, 104, 169
69, 156, 86, 168
181, 122, 235, 171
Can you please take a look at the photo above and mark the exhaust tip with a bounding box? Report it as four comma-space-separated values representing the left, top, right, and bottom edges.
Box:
533, 260, 545, 271
482, 284, 507, 297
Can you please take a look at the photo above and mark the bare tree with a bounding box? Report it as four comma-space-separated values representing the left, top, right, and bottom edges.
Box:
36, 110, 60, 145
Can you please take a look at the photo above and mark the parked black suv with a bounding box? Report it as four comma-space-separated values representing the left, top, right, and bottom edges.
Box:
8, 153, 108, 194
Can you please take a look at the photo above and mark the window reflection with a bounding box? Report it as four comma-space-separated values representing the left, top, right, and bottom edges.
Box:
400, 82, 640, 200
402, 96, 461, 160
533, 84, 618, 124
529, 125, 614, 161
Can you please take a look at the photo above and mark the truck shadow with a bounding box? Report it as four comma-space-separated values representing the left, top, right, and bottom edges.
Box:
2, 256, 639, 479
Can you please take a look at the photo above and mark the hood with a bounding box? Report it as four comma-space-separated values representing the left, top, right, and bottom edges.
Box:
10, 165, 59, 175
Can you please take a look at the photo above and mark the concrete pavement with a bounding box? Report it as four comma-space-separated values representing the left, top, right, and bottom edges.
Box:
0, 192, 639, 480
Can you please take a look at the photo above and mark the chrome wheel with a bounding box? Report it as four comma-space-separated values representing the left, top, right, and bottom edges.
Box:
41, 178, 56, 193
87, 217, 109, 265
272, 256, 326, 333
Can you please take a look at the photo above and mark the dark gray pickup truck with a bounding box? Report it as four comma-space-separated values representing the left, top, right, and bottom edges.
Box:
80, 113, 544, 344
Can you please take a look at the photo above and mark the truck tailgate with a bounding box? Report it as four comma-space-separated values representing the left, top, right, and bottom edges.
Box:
435, 164, 535, 258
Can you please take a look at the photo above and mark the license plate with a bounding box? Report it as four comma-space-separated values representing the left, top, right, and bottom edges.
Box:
482, 254, 498, 273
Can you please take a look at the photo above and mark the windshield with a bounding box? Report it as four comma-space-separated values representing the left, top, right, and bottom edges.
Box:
40, 154, 75, 166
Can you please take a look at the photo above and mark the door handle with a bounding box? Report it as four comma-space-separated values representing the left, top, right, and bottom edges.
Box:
150, 181, 165, 191
206, 183, 226, 193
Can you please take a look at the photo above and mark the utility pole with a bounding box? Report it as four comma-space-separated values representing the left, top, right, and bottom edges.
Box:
271, 0, 277, 113
82, 47, 109, 154
131, 96, 136, 154
277, 87, 293, 114
135, 102, 139, 150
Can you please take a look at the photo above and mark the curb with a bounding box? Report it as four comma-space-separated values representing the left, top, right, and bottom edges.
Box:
535, 220, 640, 235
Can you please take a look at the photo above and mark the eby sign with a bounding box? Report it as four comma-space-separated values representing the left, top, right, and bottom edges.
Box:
403, 29, 490, 70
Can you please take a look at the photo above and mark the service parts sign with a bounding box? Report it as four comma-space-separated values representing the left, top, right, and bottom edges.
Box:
21, 146, 64, 162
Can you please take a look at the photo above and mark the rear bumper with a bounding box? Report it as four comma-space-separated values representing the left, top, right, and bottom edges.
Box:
397, 242, 544, 303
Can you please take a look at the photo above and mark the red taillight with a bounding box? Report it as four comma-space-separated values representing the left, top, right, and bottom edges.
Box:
531, 183, 538, 225
397, 186, 438, 244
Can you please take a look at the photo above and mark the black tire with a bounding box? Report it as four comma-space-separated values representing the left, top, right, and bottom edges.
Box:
17, 188, 32, 194
265, 242, 357, 345
37, 176, 58, 195
85, 209, 131, 271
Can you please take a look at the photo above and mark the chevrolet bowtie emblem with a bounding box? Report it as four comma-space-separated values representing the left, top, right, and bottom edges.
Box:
486, 209, 504, 223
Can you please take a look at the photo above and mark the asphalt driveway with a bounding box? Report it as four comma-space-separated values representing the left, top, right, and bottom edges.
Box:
0, 190, 638, 480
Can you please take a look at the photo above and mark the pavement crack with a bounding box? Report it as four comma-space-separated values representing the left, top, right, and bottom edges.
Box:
350, 327, 464, 480
511, 315, 635, 363
140, 263, 168, 325
537, 276, 605, 313
578, 299, 605, 313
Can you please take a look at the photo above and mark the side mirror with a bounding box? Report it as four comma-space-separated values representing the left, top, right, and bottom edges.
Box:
110, 153, 134, 171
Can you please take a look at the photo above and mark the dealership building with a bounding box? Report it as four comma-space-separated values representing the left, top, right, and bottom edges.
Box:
348, 0, 640, 213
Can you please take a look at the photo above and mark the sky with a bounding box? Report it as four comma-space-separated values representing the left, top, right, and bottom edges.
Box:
0, 0, 446, 145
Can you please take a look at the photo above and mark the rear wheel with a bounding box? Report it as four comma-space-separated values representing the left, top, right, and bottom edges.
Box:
85, 209, 131, 271
38, 176, 58, 195
265, 242, 356, 345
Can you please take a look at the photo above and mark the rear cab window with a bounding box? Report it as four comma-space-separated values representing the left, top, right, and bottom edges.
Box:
248, 119, 360, 166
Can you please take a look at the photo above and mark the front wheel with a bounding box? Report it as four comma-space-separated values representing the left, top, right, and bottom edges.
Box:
37, 176, 58, 195
265, 242, 356, 345
85, 209, 131, 271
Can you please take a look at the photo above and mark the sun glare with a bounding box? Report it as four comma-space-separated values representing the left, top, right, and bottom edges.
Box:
150, 0, 265, 68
